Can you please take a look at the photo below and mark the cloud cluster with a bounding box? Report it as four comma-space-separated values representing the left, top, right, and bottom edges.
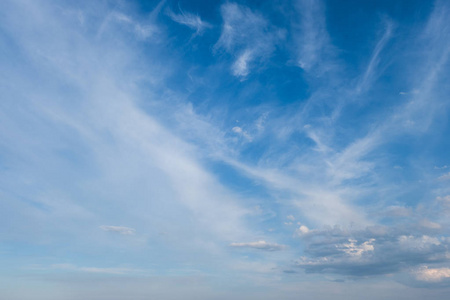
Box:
294, 224, 450, 280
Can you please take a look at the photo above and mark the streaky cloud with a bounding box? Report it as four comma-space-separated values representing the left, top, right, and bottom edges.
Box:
230, 240, 287, 251
356, 19, 394, 93
100, 225, 136, 235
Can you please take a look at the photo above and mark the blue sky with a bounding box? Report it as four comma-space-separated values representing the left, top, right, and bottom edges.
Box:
1, 0, 450, 299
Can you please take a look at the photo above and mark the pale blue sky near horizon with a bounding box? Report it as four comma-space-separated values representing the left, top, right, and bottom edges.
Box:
1, 0, 450, 299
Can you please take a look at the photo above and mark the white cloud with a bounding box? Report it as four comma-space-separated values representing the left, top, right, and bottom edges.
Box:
232, 126, 252, 141
231, 261, 278, 273
52, 263, 141, 275
98, 11, 159, 41
0, 0, 255, 264
398, 235, 441, 249
167, 8, 211, 35
438, 172, 450, 180
232, 126, 243, 133
230, 240, 287, 251
356, 20, 394, 93
222, 156, 369, 226
215, 2, 284, 77
100, 225, 136, 235
384, 206, 412, 217
286, 215, 295, 221
232, 49, 253, 77
2, 0, 450, 294
415, 267, 450, 282
437, 195, 450, 207
434, 165, 448, 169
295, 225, 310, 236
293, 0, 337, 75
294, 225, 450, 277
337, 239, 375, 257
254, 113, 268, 132
419, 219, 441, 230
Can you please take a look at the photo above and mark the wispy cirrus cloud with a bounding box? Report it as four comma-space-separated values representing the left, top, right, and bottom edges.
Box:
98, 11, 159, 40
292, 0, 337, 75
215, 2, 284, 78
2, 0, 450, 297
356, 19, 394, 93
0, 0, 254, 264
167, 7, 211, 35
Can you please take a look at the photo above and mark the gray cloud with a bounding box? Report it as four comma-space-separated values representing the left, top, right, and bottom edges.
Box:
100, 225, 136, 235
293, 225, 450, 279
230, 240, 287, 251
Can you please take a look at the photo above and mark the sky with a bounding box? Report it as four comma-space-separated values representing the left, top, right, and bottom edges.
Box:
1, 0, 450, 299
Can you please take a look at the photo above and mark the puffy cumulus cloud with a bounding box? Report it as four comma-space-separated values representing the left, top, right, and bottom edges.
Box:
230, 240, 287, 251
100, 225, 136, 235
215, 2, 284, 78
293, 225, 450, 277
295, 225, 310, 236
